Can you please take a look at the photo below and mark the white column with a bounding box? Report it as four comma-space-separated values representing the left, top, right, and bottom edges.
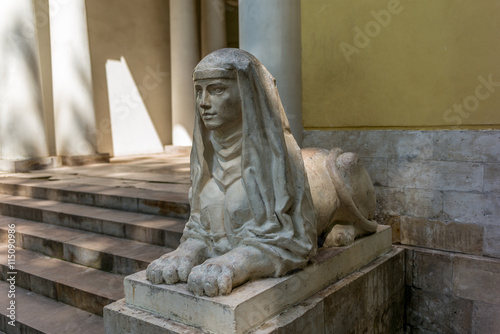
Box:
239, 0, 303, 145
201, 0, 227, 57
170, 0, 200, 146
50, 0, 99, 157
0, 0, 51, 163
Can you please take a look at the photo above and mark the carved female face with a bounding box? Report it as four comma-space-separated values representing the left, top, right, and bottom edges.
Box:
194, 78, 242, 133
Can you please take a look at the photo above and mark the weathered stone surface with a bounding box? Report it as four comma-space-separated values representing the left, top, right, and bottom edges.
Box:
400, 217, 484, 255
411, 249, 453, 295
484, 163, 500, 192
0, 157, 60, 173
407, 288, 473, 334
472, 301, 500, 333
443, 191, 500, 225
0, 245, 124, 316
453, 255, 500, 305
362, 157, 388, 187
409, 327, 446, 334
392, 131, 433, 160
404, 247, 413, 286
303, 130, 343, 151
355, 289, 405, 334
105, 247, 404, 334
304, 130, 391, 158
323, 248, 404, 333
61, 153, 110, 166
484, 224, 500, 258
375, 187, 405, 216
404, 188, 443, 219
0, 280, 104, 334
251, 296, 325, 334
125, 227, 391, 334
433, 130, 500, 163
385, 216, 401, 243
341, 131, 392, 158
104, 299, 204, 334
305, 130, 500, 163
388, 159, 484, 192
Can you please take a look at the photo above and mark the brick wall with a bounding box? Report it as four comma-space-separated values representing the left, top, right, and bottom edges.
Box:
304, 129, 500, 333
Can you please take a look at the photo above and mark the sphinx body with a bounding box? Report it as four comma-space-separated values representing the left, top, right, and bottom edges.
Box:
146, 48, 377, 297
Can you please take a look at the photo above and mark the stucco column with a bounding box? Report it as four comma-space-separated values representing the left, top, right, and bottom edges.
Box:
170, 0, 200, 146
239, 0, 303, 145
201, 0, 227, 57
0, 0, 54, 171
50, 0, 106, 164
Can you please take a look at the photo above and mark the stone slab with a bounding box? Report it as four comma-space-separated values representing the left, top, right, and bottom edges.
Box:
400, 217, 484, 255
60, 153, 110, 166
443, 191, 500, 226
472, 301, 500, 333
0, 157, 61, 173
122, 225, 391, 334
453, 255, 500, 305
0, 280, 104, 334
407, 288, 473, 334
387, 159, 484, 192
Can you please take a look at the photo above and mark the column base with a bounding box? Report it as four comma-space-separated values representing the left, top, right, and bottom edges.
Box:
60, 153, 110, 166
0, 157, 61, 173
105, 225, 393, 334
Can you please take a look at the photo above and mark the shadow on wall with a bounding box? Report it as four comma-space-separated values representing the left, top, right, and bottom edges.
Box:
55, 39, 99, 157
0, 15, 49, 160
105, 57, 165, 156
86, 0, 172, 157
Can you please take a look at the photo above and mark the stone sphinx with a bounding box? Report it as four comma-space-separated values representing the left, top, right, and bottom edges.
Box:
146, 48, 378, 297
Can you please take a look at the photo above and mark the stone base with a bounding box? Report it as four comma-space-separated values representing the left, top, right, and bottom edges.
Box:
163, 145, 192, 156
60, 153, 110, 166
0, 157, 61, 173
105, 225, 393, 334
105, 246, 404, 334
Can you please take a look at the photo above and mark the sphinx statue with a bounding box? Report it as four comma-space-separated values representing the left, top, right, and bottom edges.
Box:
146, 48, 378, 297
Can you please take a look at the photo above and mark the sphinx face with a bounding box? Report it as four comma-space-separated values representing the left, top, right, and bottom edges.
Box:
194, 78, 242, 133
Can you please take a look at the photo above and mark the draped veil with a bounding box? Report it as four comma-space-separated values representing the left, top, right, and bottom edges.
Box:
182, 48, 317, 276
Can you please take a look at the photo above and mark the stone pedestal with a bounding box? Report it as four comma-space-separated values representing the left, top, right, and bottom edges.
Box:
105, 226, 396, 334
0, 157, 61, 173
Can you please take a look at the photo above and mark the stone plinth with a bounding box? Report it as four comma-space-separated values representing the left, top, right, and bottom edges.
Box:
0, 157, 61, 173
105, 225, 391, 334
60, 153, 110, 167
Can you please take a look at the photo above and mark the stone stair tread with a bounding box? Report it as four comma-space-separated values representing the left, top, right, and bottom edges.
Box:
32, 163, 191, 184
0, 192, 186, 236
0, 217, 173, 265
0, 244, 125, 301
0, 280, 104, 334
0, 176, 189, 203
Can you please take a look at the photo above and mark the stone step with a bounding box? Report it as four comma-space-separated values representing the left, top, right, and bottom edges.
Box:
0, 217, 173, 275
0, 193, 184, 248
0, 177, 190, 219
0, 245, 124, 317
0, 281, 104, 334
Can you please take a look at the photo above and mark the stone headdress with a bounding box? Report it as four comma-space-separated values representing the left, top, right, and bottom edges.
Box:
184, 48, 317, 276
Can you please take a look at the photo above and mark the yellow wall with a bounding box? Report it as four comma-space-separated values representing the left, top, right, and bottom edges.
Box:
302, 0, 500, 129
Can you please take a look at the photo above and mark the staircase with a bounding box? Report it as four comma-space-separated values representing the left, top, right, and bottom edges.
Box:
0, 154, 191, 334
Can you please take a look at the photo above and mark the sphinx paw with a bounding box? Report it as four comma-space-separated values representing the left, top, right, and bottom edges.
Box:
323, 224, 356, 247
